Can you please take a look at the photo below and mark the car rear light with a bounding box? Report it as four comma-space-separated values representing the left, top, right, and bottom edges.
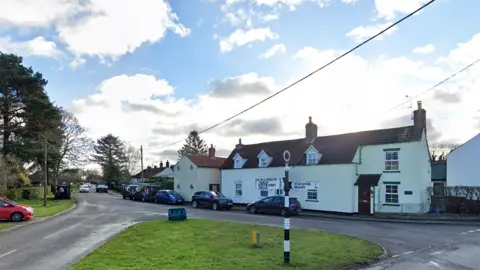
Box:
290, 203, 296, 207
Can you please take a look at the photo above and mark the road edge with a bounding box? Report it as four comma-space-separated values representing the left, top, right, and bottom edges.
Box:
339, 240, 388, 270
0, 197, 78, 233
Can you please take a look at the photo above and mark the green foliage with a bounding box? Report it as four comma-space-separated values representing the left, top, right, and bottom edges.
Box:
177, 130, 208, 159
5, 188, 22, 200
92, 134, 128, 184
21, 187, 41, 200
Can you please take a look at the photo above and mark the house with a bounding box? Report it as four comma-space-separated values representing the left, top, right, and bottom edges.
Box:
131, 162, 168, 182
220, 101, 432, 215
431, 160, 446, 195
174, 145, 227, 201
446, 133, 480, 186
154, 161, 174, 178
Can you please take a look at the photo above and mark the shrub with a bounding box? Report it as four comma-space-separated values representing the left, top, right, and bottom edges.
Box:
5, 188, 22, 200
22, 187, 41, 200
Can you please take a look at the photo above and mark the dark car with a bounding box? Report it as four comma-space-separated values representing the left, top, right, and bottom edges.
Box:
54, 185, 71, 200
246, 196, 302, 216
191, 191, 233, 211
133, 185, 161, 202
122, 185, 138, 200
154, 190, 184, 205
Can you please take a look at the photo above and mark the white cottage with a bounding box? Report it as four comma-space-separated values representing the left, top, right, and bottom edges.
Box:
221, 101, 432, 215
446, 133, 480, 186
174, 145, 226, 201
154, 160, 174, 178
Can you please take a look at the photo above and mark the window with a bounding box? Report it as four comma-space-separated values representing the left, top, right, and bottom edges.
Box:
0, 200, 3, 207
177, 165, 180, 171
190, 164, 193, 170
276, 189, 283, 195
259, 155, 268, 167
234, 158, 242, 169
260, 190, 268, 197
306, 152, 317, 165
385, 151, 399, 171
235, 183, 242, 196
385, 185, 399, 204
307, 189, 318, 200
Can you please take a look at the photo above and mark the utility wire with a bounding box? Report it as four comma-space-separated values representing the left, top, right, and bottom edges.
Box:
151, 0, 437, 151
385, 57, 480, 112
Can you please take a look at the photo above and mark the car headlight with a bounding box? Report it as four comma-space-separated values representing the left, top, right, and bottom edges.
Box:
22, 207, 33, 213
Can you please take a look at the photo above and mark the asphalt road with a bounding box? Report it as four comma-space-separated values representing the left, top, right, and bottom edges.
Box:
0, 191, 479, 270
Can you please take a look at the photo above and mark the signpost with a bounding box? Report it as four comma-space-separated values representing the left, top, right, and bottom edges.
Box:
282, 150, 291, 264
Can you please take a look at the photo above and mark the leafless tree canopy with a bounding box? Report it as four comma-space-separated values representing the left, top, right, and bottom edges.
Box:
124, 144, 140, 176
430, 143, 460, 160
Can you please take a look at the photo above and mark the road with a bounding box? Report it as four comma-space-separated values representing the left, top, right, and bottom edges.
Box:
0, 192, 479, 270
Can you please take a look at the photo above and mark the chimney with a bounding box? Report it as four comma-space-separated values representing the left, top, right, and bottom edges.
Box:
305, 116, 318, 141
413, 100, 427, 137
147, 166, 152, 171
208, 144, 216, 158
235, 138, 243, 150
166, 160, 170, 168
160, 161, 164, 169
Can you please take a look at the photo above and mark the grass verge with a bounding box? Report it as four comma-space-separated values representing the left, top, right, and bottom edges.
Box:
70, 219, 383, 270
0, 193, 75, 231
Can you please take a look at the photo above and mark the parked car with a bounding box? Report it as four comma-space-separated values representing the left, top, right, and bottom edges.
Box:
96, 183, 108, 193
54, 184, 71, 199
154, 190, 184, 205
122, 185, 138, 200
246, 196, 302, 216
132, 185, 161, 202
191, 191, 233, 210
0, 197, 34, 222
79, 185, 90, 193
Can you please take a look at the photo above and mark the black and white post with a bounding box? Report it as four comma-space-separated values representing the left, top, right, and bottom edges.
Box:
282, 150, 291, 264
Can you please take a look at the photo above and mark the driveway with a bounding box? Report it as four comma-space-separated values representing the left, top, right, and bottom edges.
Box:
0, 192, 479, 270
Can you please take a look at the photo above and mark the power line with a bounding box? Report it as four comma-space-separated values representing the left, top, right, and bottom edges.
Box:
385, 57, 480, 113
151, 0, 437, 151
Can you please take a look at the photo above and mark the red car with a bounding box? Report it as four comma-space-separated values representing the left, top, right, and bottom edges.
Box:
0, 196, 34, 222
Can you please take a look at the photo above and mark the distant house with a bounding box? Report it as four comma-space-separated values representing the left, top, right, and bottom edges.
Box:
220, 101, 432, 215
446, 133, 480, 186
431, 160, 446, 195
174, 145, 226, 201
154, 161, 174, 178
131, 161, 169, 183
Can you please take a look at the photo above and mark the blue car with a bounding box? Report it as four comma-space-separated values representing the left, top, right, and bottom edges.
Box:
154, 190, 184, 205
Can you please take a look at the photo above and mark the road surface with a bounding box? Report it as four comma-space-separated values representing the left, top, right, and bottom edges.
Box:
0, 191, 479, 270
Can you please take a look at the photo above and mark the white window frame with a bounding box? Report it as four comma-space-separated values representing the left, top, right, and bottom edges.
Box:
235, 182, 242, 196
276, 189, 283, 195
307, 189, 318, 200
385, 185, 399, 204
306, 152, 318, 165
384, 151, 399, 171
234, 158, 242, 169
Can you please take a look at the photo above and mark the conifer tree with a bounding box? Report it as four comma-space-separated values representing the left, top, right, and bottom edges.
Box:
177, 130, 208, 159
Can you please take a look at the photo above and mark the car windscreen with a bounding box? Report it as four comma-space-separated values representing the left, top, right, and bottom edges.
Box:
4, 198, 18, 205
211, 191, 226, 198
168, 190, 179, 195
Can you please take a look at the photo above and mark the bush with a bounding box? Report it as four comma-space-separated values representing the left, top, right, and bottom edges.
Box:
22, 187, 41, 200
5, 188, 22, 200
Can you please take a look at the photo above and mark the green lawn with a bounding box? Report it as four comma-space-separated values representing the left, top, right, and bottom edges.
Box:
70, 219, 383, 270
0, 193, 75, 231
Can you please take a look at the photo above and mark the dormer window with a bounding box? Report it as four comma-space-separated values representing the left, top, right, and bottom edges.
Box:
307, 152, 318, 165
233, 153, 245, 169
257, 150, 272, 168
234, 158, 242, 168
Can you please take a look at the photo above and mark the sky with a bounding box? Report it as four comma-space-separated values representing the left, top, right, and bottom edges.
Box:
1, 0, 479, 170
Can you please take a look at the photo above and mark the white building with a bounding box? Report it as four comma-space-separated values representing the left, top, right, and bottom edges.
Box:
446, 133, 480, 186
154, 160, 174, 178
221, 101, 432, 214
174, 145, 226, 201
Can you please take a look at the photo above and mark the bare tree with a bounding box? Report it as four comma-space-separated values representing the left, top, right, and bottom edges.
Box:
124, 144, 140, 176
53, 109, 93, 186
430, 143, 460, 160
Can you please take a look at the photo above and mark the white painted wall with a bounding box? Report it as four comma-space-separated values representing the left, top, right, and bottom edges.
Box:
173, 157, 221, 201
354, 137, 431, 214
155, 167, 174, 178
447, 134, 480, 187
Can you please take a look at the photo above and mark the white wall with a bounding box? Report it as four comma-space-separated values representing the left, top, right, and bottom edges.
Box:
447, 134, 480, 187
156, 167, 174, 178
354, 138, 431, 213
221, 164, 358, 213
173, 157, 221, 201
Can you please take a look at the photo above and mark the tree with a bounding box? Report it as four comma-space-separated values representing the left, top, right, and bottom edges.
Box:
91, 134, 127, 185
177, 130, 208, 159
124, 144, 140, 177
430, 143, 460, 161
52, 109, 93, 186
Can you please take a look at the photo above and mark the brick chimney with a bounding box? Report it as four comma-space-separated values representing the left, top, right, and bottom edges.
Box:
166, 160, 170, 168
208, 144, 216, 158
413, 101, 427, 137
305, 116, 318, 141
235, 138, 243, 150
160, 161, 164, 169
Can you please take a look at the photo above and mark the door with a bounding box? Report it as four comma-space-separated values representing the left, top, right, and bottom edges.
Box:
209, 184, 220, 192
358, 185, 371, 215
0, 200, 12, 220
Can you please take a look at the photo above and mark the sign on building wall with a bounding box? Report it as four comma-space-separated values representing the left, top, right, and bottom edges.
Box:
292, 181, 318, 190
255, 177, 282, 190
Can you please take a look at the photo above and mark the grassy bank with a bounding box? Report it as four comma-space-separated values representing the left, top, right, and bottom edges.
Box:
70, 219, 383, 270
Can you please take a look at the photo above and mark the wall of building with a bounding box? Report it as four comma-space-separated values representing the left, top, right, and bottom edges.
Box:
173, 157, 221, 201
447, 134, 480, 187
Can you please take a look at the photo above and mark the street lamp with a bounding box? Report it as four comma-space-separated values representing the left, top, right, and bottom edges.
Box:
282, 150, 291, 264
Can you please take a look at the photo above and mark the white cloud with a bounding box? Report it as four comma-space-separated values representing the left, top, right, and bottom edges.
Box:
413, 44, 436, 54
342, 0, 358, 4
374, 0, 429, 20
73, 32, 480, 164
0, 36, 64, 58
219, 27, 278, 52
258, 43, 286, 59
346, 22, 398, 43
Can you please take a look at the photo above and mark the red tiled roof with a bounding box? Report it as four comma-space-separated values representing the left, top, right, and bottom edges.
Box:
132, 166, 166, 178
222, 125, 423, 169
188, 155, 227, 168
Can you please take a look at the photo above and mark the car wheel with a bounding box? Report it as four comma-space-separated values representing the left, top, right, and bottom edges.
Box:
280, 208, 286, 216
249, 206, 257, 214
11, 212, 23, 222
212, 202, 219, 211
192, 201, 198, 208
123, 196, 126, 200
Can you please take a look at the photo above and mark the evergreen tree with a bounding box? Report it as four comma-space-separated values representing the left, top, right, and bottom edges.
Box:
177, 130, 208, 159
91, 134, 127, 185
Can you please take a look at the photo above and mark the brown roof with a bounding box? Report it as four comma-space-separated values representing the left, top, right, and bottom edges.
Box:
132, 166, 166, 178
188, 155, 227, 168
222, 125, 423, 169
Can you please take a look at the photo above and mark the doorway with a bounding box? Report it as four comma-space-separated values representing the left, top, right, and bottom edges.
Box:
209, 184, 220, 192
358, 185, 371, 215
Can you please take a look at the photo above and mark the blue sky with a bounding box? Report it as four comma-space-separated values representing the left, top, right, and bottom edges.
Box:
1, 0, 479, 164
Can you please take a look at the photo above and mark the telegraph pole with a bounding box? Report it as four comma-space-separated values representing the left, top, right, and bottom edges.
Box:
282, 150, 291, 264
140, 145, 144, 182
43, 137, 48, 206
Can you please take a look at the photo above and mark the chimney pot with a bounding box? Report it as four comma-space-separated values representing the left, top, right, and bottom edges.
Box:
166, 160, 170, 168
417, 101, 422, 110
160, 161, 164, 169
239, 138, 242, 145
208, 144, 216, 158
309, 116, 312, 123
